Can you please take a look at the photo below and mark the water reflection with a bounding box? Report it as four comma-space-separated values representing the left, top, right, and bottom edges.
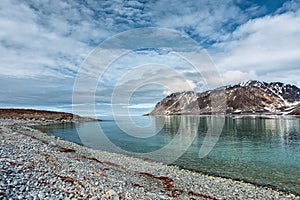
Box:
222, 117, 300, 146
169, 116, 300, 194
157, 116, 300, 145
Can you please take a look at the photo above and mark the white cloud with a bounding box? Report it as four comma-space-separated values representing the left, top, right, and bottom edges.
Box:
277, 0, 300, 13
152, 0, 248, 43
163, 79, 197, 95
212, 6, 300, 86
222, 70, 257, 85
0, 0, 109, 78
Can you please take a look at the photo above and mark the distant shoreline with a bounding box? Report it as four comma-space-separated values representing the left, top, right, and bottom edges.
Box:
0, 108, 100, 123
145, 112, 300, 118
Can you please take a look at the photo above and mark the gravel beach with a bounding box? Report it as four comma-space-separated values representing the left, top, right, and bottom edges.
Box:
0, 118, 299, 200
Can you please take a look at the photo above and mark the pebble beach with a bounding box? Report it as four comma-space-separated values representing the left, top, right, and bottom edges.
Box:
0, 117, 299, 200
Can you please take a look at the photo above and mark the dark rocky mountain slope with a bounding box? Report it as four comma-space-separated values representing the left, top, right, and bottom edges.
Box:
147, 80, 300, 115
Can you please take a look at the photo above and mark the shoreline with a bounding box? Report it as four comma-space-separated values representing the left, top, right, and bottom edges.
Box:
1, 118, 299, 199
145, 113, 300, 118
172, 165, 300, 197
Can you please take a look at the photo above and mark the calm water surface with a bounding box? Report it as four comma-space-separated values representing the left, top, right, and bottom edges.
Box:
36, 116, 300, 194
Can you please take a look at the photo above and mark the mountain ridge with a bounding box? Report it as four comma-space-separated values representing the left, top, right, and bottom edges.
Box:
147, 80, 300, 116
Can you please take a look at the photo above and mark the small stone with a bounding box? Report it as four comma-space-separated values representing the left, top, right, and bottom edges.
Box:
106, 189, 119, 200
19, 186, 25, 192
38, 191, 45, 199
49, 141, 58, 146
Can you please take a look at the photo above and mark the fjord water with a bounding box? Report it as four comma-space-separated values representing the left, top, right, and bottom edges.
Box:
37, 116, 300, 194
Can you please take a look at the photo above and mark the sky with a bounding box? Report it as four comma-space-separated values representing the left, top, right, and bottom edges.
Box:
0, 0, 300, 115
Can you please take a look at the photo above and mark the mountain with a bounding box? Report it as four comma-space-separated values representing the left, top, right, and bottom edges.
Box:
146, 80, 300, 115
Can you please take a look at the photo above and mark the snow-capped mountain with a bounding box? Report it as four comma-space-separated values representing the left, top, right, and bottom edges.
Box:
147, 80, 300, 115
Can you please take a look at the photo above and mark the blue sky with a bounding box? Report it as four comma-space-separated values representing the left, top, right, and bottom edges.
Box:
0, 0, 300, 115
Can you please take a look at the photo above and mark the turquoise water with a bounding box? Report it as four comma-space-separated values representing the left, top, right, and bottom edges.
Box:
36, 116, 300, 194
